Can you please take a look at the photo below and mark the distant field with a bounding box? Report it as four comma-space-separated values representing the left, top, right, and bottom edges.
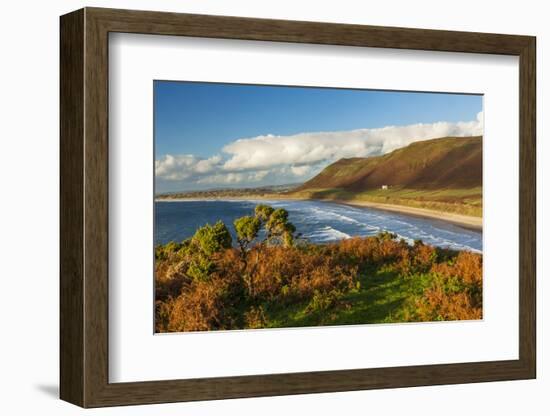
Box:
291, 186, 482, 217
156, 184, 298, 200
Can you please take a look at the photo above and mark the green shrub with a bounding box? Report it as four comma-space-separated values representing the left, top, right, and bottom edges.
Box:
191, 221, 232, 256
187, 255, 215, 282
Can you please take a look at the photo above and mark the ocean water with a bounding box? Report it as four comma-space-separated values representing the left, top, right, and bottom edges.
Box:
155, 199, 482, 252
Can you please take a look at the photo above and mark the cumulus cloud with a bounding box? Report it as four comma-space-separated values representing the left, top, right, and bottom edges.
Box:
195, 170, 271, 185
155, 154, 222, 181
155, 113, 483, 190
290, 165, 312, 177
221, 113, 483, 171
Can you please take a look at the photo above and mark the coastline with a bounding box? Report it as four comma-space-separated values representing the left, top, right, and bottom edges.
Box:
155, 196, 482, 232
331, 199, 482, 232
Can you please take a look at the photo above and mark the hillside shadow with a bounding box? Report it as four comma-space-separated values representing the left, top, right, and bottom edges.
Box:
332, 270, 410, 325
285, 270, 411, 328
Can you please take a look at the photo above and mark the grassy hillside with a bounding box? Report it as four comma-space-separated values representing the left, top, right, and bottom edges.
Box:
292, 136, 482, 216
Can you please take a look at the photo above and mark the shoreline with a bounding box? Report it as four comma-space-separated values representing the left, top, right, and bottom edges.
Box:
155, 196, 482, 232
330, 199, 482, 232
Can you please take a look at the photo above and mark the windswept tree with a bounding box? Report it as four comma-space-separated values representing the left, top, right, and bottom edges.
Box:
252, 204, 297, 247
264, 208, 296, 247
234, 216, 261, 258
254, 204, 274, 222
234, 215, 261, 295
233, 204, 297, 295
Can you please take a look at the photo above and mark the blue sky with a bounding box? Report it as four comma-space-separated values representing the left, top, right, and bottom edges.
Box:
154, 81, 483, 192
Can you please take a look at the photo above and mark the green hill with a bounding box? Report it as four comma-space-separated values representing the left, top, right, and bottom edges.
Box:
291, 136, 482, 217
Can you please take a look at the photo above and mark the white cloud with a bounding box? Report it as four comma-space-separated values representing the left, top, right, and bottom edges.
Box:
155, 113, 483, 189
194, 169, 272, 186
155, 154, 222, 181
290, 165, 312, 176
221, 113, 483, 171
196, 172, 246, 185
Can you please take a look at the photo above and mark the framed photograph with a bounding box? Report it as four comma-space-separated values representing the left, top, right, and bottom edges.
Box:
60, 7, 536, 408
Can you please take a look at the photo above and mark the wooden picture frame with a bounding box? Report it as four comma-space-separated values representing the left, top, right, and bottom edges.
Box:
60, 7, 536, 408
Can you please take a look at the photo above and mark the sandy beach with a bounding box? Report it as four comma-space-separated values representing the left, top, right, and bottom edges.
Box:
333, 199, 482, 231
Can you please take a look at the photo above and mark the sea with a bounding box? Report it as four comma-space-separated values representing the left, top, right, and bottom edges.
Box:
155, 199, 482, 252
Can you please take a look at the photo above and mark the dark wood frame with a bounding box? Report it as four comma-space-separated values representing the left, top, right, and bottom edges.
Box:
60, 7, 536, 408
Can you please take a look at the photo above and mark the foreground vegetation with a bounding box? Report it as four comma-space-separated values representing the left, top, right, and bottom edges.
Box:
155, 204, 482, 332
